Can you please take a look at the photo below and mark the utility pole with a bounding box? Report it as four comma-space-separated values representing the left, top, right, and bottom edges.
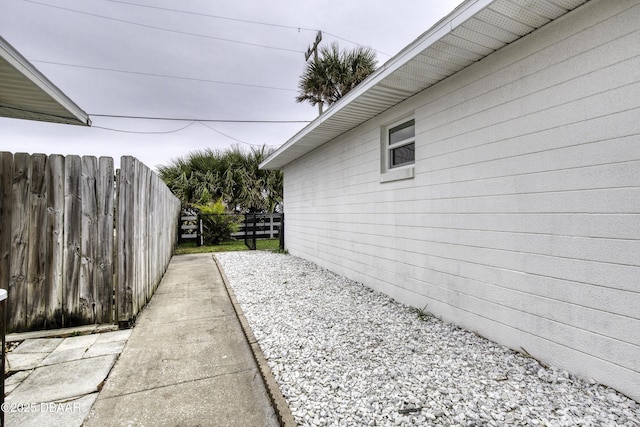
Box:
305, 30, 323, 115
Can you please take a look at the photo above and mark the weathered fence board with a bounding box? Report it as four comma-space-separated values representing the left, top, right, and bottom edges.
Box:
9, 153, 30, 332
46, 154, 64, 328
80, 156, 98, 323
26, 154, 48, 330
96, 157, 114, 324
0, 153, 179, 333
0, 153, 13, 309
231, 213, 282, 240
63, 155, 82, 328
116, 156, 134, 326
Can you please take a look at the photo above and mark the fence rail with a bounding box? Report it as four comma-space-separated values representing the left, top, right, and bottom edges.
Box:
179, 212, 283, 249
0, 152, 180, 333
242, 213, 283, 250
235, 213, 282, 240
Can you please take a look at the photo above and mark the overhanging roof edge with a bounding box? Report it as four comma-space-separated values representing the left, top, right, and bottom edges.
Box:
261, 0, 586, 170
0, 35, 91, 126
260, 0, 494, 170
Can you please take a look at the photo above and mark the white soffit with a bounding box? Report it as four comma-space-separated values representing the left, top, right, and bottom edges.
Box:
261, 0, 588, 170
0, 36, 91, 126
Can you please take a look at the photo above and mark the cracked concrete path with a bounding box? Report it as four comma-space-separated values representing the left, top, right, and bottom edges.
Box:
83, 253, 279, 427
4, 329, 131, 427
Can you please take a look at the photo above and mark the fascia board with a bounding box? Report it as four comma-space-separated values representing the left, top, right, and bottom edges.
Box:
0, 36, 91, 126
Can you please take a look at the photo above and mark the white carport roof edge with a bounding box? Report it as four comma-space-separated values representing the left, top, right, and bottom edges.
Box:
0, 35, 91, 126
260, 0, 588, 170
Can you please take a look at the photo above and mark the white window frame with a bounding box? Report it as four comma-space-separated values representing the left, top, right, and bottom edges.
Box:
381, 116, 415, 183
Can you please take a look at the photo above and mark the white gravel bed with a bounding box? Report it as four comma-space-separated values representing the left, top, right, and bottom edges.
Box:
216, 251, 640, 427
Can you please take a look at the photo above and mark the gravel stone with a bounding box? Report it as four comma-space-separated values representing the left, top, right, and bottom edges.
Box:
216, 251, 640, 427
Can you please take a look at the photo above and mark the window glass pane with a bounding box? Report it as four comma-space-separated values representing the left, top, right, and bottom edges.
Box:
389, 120, 415, 145
390, 142, 415, 168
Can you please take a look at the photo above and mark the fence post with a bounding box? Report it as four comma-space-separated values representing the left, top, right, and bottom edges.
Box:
268, 214, 274, 238
279, 213, 285, 251
252, 213, 257, 250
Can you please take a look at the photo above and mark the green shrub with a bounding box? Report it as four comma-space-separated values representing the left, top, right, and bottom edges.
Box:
194, 200, 241, 245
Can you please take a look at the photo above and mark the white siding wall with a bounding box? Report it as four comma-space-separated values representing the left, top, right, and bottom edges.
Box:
282, 0, 640, 401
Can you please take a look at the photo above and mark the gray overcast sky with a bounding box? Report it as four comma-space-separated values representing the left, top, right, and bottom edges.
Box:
1, 0, 461, 169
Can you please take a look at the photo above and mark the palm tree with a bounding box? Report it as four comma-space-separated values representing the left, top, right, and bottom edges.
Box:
296, 43, 377, 114
157, 145, 283, 213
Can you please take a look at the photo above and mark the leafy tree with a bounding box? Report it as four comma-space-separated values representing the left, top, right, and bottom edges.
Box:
157, 144, 283, 213
296, 43, 377, 114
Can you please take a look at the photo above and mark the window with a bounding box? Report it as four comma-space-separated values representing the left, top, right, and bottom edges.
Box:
388, 119, 415, 169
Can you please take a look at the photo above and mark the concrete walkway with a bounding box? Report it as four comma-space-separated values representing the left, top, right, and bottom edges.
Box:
82, 253, 280, 426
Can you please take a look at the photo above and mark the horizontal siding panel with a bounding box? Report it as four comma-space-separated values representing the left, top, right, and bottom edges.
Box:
285, 211, 640, 240
418, 108, 640, 177
362, 259, 640, 350
416, 2, 640, 129
406, 188, 640, 214
290, 187, 640, 215
330, 221, 640, 267
294, 157, 640, 212
420, 83, 640, 174
419, 27, 640, 138
418, 108, 640, 179
284, 228, 640, 350
294, 222, 639, 291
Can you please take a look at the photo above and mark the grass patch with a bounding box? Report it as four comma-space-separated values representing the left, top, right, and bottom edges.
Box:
175, 238, 281, 255
410, 305, 434, 321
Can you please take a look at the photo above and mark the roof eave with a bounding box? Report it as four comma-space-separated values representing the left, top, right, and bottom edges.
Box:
0, 35, 91, 126
261, 0, 587, 170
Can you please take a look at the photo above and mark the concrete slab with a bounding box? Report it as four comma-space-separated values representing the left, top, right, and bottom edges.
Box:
5, 392, 99, 427
7, 352, 49, 371
38, 347, 87, 366
55, 334, 99, 351
96, 317, 256, 398
83, 339, 127, 358
6, 354, 117, 404
11, 338, 63, 353
84, 370, 277, 427
7, 324, 118, 342
134, 283, 232, 323
93, 329, 132, 344
4, 369, 33, 394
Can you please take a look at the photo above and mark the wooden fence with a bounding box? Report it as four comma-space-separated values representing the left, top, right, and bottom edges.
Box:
180, 212, 283, 245
0, 153, 180, 333
234, 213, 282, 241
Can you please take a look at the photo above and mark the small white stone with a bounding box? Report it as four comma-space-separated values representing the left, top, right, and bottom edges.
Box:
216, 252, 640, 427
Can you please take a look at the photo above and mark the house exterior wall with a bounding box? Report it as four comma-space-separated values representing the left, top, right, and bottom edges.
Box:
282, 0, 640, 401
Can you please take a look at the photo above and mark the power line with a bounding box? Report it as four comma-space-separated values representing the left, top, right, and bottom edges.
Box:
198, 122, 277, 147
89, 114, 311, 123
25, 0, 390, 58
93, 118, 281, 146
102, 0, 317, 32
23, 0, 304, 54
104, 0, 393, 58
323, 31, 392, 57
93, 121, 198, 134
32, 60, 298, 92
102, 0, 393, 57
